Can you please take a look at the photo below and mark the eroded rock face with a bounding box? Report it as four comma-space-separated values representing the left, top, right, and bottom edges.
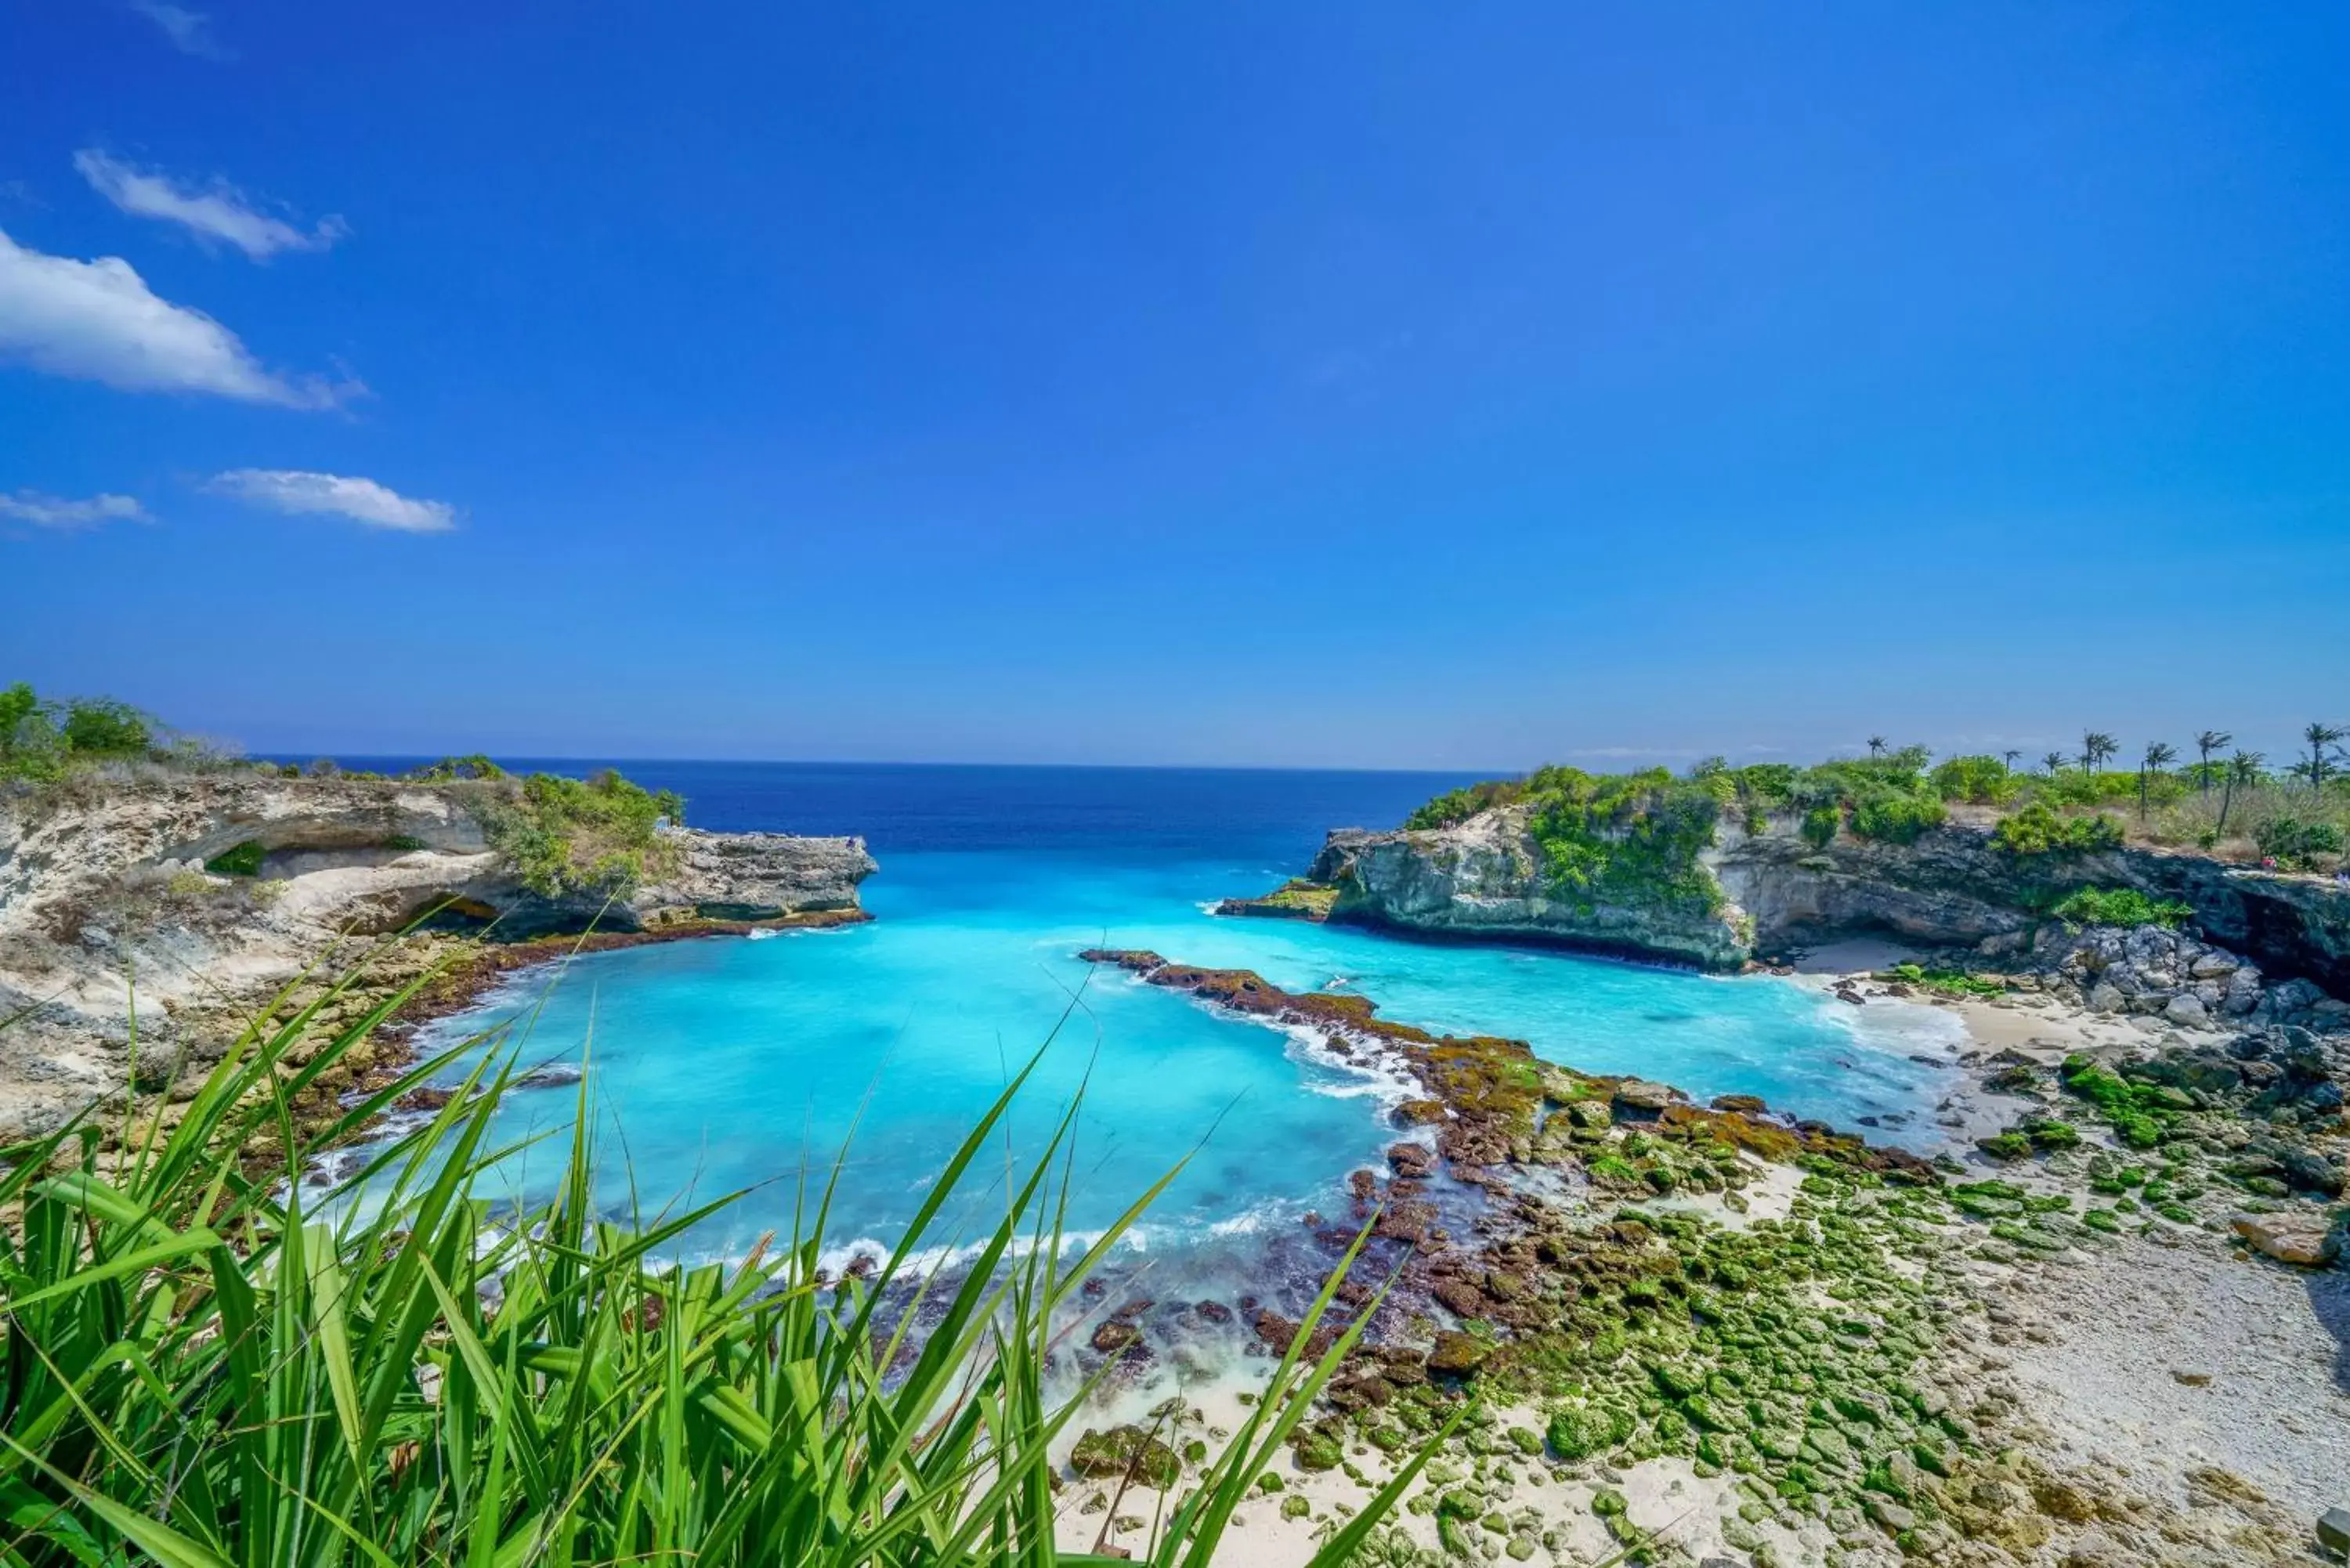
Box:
0, 773, 875, 1136
1307, 806, 1750, 969
1294, 808, 2350, 995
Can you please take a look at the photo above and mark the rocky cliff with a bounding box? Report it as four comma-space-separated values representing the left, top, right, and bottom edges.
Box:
1258, 804, 2350, 997
0, 773, 875, 1136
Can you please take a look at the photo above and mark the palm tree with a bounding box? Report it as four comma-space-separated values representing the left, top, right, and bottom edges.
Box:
2138, 740, 2177, 819
2193, 730, 2232, 797
2303, 722, 2347, 794
2218, 750, 2263, 836
2001, 750, 2022, 771
1866, 735, 1887, 759
2081, 732, 2118, 775
2040, 751, 2068, 775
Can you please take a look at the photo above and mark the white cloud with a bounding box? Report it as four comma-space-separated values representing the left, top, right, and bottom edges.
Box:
0, 226, 352, 406
0, 491, 150, 532
207, 469, 458, 533
74, 151, 344, 261
127, 0, 231, 59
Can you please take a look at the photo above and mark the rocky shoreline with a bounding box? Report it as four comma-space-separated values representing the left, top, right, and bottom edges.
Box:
0, 770, 874, 1141
1231, 806, 2350, 996
1058, 927, 2348, 1567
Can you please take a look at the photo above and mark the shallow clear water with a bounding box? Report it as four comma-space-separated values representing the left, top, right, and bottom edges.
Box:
381, 763, 1963, 1278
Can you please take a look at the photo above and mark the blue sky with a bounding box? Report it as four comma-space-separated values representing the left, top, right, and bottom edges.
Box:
5, 2, 2347, 769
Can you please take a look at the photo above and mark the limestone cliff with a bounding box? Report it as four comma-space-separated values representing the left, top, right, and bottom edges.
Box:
1264, 806, 2350, 996
1293, 805, 1748, 968
0, 772, 875, 1136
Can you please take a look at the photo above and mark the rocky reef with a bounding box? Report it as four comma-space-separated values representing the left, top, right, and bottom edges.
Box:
1235, 803, 2350, 994
1075, 941, 2350, 1566
0, 771, 874, 1136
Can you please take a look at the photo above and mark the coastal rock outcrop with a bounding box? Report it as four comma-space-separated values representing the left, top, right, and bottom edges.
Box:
1294, 806, 1749, 968
0, 772, 875, 1136
1260, 807, 2350, 996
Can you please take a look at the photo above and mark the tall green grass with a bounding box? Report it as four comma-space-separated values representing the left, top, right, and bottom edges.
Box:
0, 948, 1454, 1566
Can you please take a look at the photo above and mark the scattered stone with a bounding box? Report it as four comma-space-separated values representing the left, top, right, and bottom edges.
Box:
2317, 1506, 2350, 1555
2229, 1212, 2340, 1267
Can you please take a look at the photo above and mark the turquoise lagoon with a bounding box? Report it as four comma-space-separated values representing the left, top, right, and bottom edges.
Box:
383, 764, 1965, 1295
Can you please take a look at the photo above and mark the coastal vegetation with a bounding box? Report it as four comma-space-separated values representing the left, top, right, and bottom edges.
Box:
0, 956, 1437, 1568
1403, 724, 2350, 880
0, 681, 169, 784
470, 767, 689, 898
2048, 887, 2193, 930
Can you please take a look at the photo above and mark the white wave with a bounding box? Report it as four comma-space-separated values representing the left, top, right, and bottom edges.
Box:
811, 1225, 1145, 1282
747, 927, 783, 941
1204, 1199, 1295, 1237
1277, 1022, 1419, 1113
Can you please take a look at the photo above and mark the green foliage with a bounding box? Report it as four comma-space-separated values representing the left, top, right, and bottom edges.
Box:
382, 833, 428, 852
1799, 805, 1839, 850
2049, 887, 2193, 929
2034, 768, 2180, 810
1516, 766, 1726, 916
475, 768, 691, 897
56, 696, 154, 756
406, 753, 508, 781
1990, 802, 2123, 855
2253, 816, 2344, 864
1885, 963, 2001, 998
203, 839, 268, 877
0, 954, 1444, 1568
1929, 754, 2019, 804
0, 681, 161, 783
1846, 792, 1945, 844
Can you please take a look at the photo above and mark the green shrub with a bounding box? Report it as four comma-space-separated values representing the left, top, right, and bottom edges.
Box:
1991, 803, 2124, 855
2254, 817, 2344, 862
1847, 791, 1945, 844
2, 681, 161, 783
407, 753, 508, 782
203, 839, 268, 877
2050, 887, 2193, 928
1517, 767, 1727, 916
1799, 805, 1840, 850
475, 768, 690, 897
1930, 755, 2019, 804
382, 833, 428, 852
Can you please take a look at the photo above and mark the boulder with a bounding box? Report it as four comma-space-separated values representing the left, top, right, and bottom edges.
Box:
1611, 1078, 1676, 1114
2229, 1212, 2340, 1267
1425, 1331, 1491, 1376
2163, 993, 2211, 1028
2318, 1506, 2350, 1555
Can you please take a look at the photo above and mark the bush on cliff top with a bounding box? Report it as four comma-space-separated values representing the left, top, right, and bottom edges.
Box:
1511, 766, 1728, 915
1, 680, 161, 783
1991, 802, 2124, 855
472, 765, 689, 898
2050, 886, 2193, 929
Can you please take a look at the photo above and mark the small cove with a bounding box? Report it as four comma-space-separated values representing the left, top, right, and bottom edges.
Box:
368, 763, 1965, 1313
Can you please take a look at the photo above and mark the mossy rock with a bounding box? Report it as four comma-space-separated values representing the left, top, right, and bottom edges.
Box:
1070, 1425, 1180, 1489
1426, 1331, 1491, 1377
1290, 1428, 1343, 1472
1546, 1401, 1633, 1460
